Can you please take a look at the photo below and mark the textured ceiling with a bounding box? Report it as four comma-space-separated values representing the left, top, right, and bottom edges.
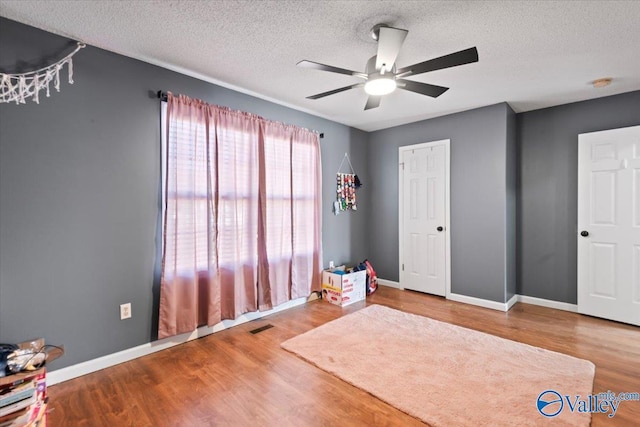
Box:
1, 0, 639, 131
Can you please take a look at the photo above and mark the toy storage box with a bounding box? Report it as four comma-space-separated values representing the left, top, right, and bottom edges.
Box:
321, 270, 366, 307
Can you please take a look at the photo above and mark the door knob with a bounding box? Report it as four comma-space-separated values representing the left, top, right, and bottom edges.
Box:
437, 226, 444, 232
580, 230, 589, 237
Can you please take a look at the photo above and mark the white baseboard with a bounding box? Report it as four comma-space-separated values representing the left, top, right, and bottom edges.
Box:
378, 278, 514, 312
47, 291, 578, 385
377, 279, 577, 314
516, 295, 578, 313
436, 293, 576, 313
47, 296, 308, 385
377, 278, 402, 289
448, 293, 512, 312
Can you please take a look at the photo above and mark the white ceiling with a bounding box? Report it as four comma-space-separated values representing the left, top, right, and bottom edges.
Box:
1, 0, 639, 131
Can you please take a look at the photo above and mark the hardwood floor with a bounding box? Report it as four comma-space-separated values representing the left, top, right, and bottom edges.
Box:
48, 286, 640, 426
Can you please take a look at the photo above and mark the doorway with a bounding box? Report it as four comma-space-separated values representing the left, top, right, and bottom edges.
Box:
399, 140, 450, 296
577, 125, 640, 326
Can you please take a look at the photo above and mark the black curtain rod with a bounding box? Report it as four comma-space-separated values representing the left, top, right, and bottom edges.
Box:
156, 90, 323, 138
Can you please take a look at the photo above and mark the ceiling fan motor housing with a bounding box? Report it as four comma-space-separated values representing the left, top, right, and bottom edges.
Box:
364, 55, 397, 96
370, 23, 389, 41
365, 55, 396, 75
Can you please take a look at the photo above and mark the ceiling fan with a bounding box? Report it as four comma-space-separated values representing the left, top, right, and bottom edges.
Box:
297, 24, 479, 110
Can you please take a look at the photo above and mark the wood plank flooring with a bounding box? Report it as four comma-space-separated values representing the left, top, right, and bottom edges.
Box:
47, 286, 640, 426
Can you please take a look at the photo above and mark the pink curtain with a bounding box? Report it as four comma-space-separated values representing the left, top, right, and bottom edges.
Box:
258, 123, 322, 310
213, 108, 260, 320
159, 93, 321, 339
289, 127, 322, 300
159, 95, 218, 339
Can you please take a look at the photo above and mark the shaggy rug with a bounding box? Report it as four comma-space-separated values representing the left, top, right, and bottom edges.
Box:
281, 304, 595, 426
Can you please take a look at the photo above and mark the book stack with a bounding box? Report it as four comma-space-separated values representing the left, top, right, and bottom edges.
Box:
0, 368, 47, 427
0, 338, 62, 427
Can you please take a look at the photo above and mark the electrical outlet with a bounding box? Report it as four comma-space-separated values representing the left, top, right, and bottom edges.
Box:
120, 303, 132, 320
329, 260, 335, 269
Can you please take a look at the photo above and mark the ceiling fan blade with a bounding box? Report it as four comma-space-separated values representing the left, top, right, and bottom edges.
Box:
375, 27, 408, 71
297, 60, 367, 78
364, 96, 381, 110
306, 83, 364, 100
397, 79, 449, 98
397, 47, 478, 77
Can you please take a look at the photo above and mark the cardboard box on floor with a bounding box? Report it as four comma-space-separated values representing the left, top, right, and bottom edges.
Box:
322, 270, 366, 307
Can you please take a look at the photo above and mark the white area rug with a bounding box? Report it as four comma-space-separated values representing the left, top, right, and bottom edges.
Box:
281, 304, 595, 426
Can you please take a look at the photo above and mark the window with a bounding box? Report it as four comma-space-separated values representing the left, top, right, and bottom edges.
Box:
159, 94, 322, 338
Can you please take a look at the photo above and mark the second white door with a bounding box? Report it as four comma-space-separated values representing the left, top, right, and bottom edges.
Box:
400, 141, 449, 296
578, 125, 640, 326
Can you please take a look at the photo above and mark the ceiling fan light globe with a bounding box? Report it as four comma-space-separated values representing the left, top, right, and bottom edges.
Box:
364, 77, 397, 96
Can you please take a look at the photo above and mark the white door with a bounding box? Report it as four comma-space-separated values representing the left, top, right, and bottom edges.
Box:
578, 125, 640, 326
399, 141, 449, 296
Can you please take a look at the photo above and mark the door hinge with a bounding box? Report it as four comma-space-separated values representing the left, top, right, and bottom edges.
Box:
399, 162, 404, 170
402, 263, 404, 271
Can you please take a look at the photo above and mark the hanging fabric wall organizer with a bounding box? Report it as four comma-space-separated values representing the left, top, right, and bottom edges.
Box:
335, 153, 362, 215
0, 41, 86, 105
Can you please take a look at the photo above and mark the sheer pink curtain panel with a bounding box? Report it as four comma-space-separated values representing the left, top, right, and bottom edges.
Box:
213, 108, 261, 320
290, 127, 322, 299
258, 122, 322, 310
159, 94, 219, 339
258, 122, 293, 309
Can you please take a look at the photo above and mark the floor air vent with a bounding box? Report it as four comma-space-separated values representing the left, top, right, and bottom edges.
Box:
249, 324, 274, 334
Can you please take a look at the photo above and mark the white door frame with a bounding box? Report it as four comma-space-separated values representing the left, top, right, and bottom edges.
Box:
399, 139, 451, 297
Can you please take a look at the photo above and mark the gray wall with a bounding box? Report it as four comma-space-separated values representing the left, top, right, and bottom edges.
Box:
368, 103, 512, 303
516, 91, 640, 303
505, 105, 517, 301
0, 18, 369, 369
3, 16, 640, 373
